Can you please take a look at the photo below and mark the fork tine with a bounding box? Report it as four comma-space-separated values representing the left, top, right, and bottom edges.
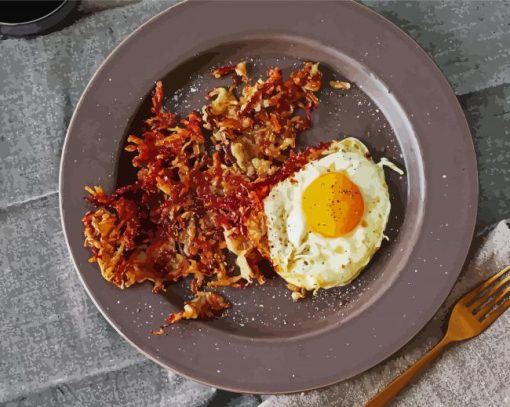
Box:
475, 286, 510, 317
479, 297, 510, 329
470, 273, 510, 311
461, 264, 510, 305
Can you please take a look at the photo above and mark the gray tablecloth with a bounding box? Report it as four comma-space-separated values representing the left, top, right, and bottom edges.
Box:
1, 1, 509, 406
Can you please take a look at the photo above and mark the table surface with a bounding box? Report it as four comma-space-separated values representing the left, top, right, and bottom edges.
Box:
1, 1, 509, 406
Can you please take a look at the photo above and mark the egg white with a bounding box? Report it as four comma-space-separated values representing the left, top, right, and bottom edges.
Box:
263, 137, 397, 291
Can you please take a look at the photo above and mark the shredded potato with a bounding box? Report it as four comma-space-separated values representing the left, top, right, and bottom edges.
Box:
329, 80, 351, 90
83, 62, 328, 330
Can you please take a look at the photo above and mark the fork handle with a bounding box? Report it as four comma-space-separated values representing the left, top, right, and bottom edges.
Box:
365, 337, 452, 407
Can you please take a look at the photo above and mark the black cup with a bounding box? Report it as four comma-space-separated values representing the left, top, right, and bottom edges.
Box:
0, 1, 80, 37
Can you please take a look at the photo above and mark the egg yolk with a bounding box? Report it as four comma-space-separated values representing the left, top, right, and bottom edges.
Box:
302, 172, 364, 237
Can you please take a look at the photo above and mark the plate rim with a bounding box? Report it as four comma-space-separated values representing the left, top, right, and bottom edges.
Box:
59, 0, 478, 394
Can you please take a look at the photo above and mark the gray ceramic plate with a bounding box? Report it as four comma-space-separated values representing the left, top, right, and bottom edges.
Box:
60, 1, 478, 394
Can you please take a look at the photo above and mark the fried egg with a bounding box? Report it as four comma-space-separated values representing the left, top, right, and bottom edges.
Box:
263, 137, 402, 291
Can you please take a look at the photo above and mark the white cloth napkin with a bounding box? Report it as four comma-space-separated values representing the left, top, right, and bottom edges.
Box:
261, 220, 510, 407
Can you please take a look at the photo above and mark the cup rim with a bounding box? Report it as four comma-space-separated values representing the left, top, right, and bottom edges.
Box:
0, 0, 69, 26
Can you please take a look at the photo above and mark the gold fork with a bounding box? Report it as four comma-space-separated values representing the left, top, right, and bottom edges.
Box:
366, 264, 510, 407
